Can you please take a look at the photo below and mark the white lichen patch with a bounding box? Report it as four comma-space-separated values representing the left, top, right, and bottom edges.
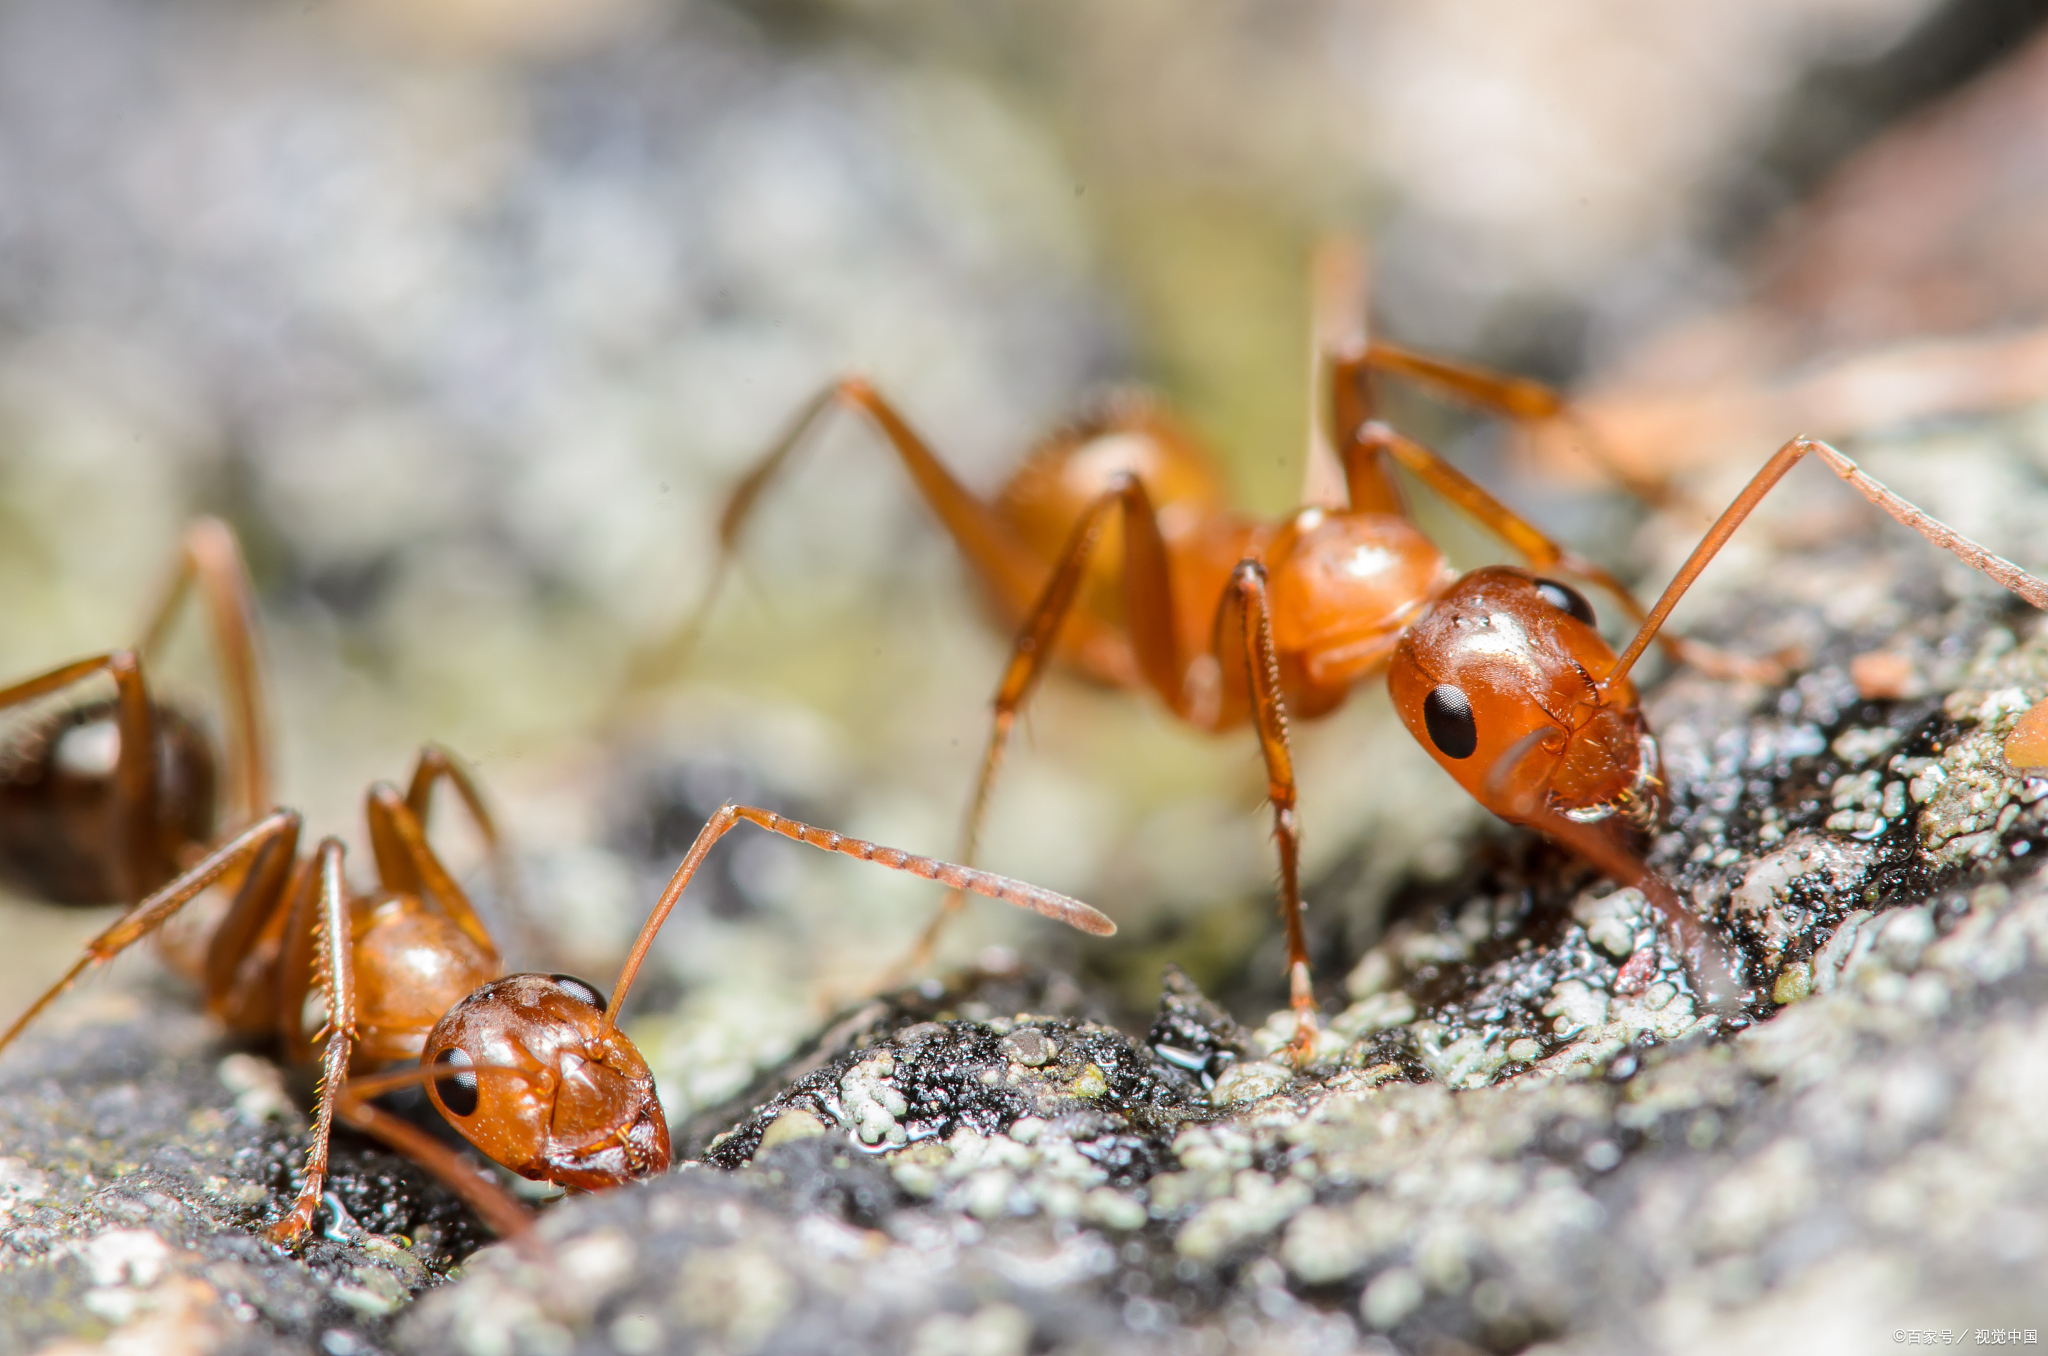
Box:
1575, 887, 1653, 960
1209, 1060, 1296, 1108
838, 1052, 909, 1148
1412, 1024, 1511, 1090
0, 1156, 48, 1221
1330, 988, 1416, 1040
215, 1053, 302, 1129
672, 1243, 799, 1354
1911, 630, 2048, 866
1175, 1169, 1313, 1262
1247, 1008, 1349, 1066
887, 1122, 1122, 1227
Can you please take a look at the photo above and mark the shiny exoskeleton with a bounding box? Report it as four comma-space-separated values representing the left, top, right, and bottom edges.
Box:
682, 318, 2048, 1053
0, 526, 1115, 1247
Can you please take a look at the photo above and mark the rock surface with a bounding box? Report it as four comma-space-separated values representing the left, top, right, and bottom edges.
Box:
0, 988, 490, 1355
14, 507, 2048, 1351
13, 438, 2048, 1349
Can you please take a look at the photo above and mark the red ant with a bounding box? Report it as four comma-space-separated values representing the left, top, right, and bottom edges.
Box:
0, 521, 1114, 1245
679, 284, 2048, 1058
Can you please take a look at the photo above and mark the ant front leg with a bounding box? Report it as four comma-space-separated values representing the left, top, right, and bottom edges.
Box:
267, 839, 355, 1247
1482, 730, 1741, 1008
1215, 562, 1319, 1063
331, 1082, 536, 1246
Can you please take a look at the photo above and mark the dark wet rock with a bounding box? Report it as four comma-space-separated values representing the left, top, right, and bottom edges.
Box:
674, 955, 1110, 1160
397, 875, 2048, 1355
395, 454, 2048, 1353
700, 1009, 1205, 1183
12, 412, 2048, 1352
1145, 963, 1250, 1091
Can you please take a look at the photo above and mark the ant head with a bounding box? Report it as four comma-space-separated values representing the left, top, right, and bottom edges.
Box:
1388, 565, 1659, 830
422, 973, 670, 1191
1265, 508, 1454, 692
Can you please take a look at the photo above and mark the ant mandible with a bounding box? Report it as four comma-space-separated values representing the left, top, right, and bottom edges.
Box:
0, 521, 1114, 1246
673, 269, 2048, 1058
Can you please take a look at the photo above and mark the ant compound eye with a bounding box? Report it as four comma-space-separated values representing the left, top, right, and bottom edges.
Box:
1534, 578, 1597, 627
1423, 684, 1478, 760
434, 1046, 479, 1117
549, 974, 609, 1014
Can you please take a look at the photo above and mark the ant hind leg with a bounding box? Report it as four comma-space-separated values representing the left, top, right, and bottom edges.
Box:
889, 472, 1180, 983
637, 378, 1042, 687
137, 518, 272, 826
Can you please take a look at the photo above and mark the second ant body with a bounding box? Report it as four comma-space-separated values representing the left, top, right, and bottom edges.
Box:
0, 521, 1114, 1244
682, 276, 2048, 1054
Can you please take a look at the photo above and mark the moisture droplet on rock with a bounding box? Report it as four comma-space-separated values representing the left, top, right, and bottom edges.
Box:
1001, 1029, 1054, 1067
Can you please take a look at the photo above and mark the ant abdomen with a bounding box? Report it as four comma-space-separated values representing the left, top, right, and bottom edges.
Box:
998, 399, 1228, 565
0, 698, 216, 904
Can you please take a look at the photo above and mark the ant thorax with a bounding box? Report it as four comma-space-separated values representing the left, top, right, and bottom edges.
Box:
1266, 506, 1454, 693
1389, 565, 1658, 832
350, 896, 499, 1063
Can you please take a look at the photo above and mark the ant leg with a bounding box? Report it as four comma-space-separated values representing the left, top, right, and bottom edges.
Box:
639, 377, 1042, 683
601, 803, 1116, 1036
1604, 437, 2048, 694
894, 473, 1181, 976
1329, 341, 1672, 507
198, 812, 306, 1014
332, 1086, 536, 1245
1349, 423, 1781, 682
136, 518, 272, 826
363, 783, 498, 963
0, 651, 166, 902
0, 810, 302, 1057
267, 839, 356, 1247
402, 742, 525, 920
1214, 563, 1317, 1062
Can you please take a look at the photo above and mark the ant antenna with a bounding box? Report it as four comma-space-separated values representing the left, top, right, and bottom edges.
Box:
1604, 437, 2048, 696
598, 803, 1114, 1039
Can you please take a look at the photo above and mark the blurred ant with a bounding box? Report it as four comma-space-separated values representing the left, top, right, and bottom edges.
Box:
675, 257, 2048, 1058
0, 522, 1114, 1245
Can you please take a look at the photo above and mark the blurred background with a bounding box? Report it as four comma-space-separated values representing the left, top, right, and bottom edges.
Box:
4, 0, 2048, 1120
